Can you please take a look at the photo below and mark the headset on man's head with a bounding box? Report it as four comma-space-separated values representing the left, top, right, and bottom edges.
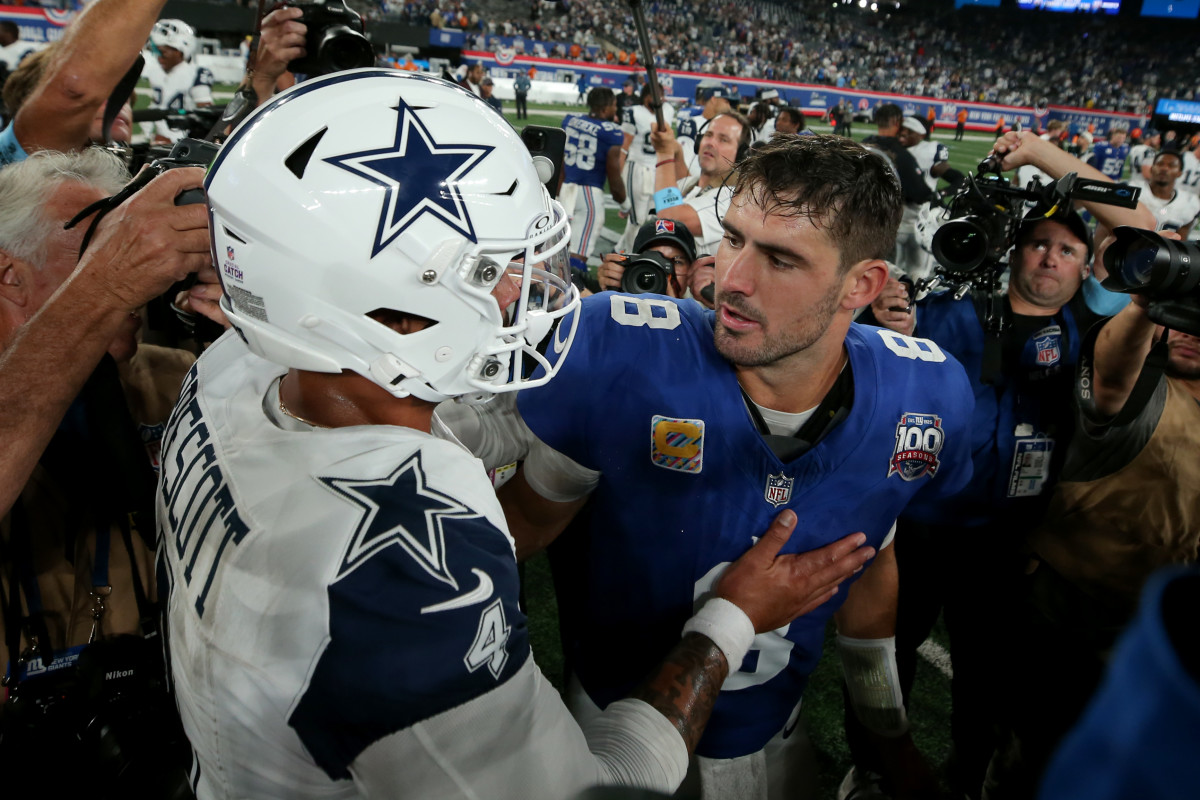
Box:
692, 111, 753, 165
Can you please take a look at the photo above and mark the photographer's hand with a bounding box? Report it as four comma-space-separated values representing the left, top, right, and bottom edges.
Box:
870, 278, 916, 336
690, 255, 716, 309
597, 252, 628, 292
174, 264, 230, 331
75, 167, 212, 311
253, 7, 306, 102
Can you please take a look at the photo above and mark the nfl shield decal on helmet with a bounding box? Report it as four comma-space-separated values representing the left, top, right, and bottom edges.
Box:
888, 412, 945, 481
764, 472, 794, 507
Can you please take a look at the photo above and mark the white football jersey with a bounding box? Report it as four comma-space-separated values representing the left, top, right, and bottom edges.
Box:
909, 139, 949, 192
1180, 151, 1200, 197
144, 57, 214, 142
0, 40, 42, 71
1141, 188, 1200, 234
1127, 144, 1156, 189
621, 102, 676, 167
159, 334, 686, 800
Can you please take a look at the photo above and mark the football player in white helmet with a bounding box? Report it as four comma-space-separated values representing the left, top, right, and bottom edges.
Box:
145, 18, 212, 145
159, 69, 871, 800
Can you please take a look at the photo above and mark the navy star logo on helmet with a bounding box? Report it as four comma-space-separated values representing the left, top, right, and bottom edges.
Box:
324, 96, 495, 257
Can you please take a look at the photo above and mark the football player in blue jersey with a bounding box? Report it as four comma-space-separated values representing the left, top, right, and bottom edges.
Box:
491, 134, 978, 800
560, 87, 626, 269
1087, 126, 1130, 183
158, 70, 875, 800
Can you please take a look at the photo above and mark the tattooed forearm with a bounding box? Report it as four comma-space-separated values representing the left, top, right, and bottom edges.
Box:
630, 632, 730, 753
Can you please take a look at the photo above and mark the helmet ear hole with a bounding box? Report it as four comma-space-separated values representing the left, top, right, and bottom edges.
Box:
367, 308, 438, 336
286, 128, 329, 179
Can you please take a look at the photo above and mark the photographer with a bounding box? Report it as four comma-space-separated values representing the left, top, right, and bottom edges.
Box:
0, 151, 212, 792
649, 110, 749, 256
849, 132, 1155, 800
596, 218, 698, 298
1, 0, 170, 166
994, 232, 1200, 799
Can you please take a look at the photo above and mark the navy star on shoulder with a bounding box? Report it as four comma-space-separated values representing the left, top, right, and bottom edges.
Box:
320, 452, 481, 588
324, 96, 494, 256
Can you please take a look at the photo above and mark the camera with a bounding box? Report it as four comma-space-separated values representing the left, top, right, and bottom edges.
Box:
620, 250, 676, 295
1103, 226, 1200, 336
1, 635, 193, 796
927, 155, 1140, 287
286, 0, 375, 78
148, 137, 222, 206
930, 170, 1021, 276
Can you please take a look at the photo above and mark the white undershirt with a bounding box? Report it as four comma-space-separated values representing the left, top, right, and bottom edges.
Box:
747, 400, 819, 437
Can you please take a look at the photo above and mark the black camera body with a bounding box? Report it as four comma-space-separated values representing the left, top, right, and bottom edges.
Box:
146, 137, 221, 206
928, 157, 1139, 287
930, 172, 1021, 277
1, 635, 193, 796
287, 0, 375, 78
1103, 226, 1200, 336
620, 250, 675, 295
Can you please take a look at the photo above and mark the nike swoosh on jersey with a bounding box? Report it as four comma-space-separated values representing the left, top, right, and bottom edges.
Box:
420, 568, 494, 614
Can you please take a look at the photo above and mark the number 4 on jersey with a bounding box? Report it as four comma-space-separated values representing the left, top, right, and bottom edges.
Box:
465, 598, 511, 679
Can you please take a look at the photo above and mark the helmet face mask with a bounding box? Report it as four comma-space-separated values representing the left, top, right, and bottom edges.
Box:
207, 69, 580, 404
150, 19, 197, 62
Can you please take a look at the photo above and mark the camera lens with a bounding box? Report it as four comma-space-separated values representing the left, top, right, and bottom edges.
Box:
932, 219, 989, 272
319, 26, 375, 72
632, 267, 665, 294
1119, 243, 1158, 289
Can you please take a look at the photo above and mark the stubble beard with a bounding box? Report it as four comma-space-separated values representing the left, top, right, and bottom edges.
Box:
713, 282, 842, 367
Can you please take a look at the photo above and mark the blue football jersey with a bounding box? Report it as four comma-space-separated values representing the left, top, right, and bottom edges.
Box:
518, 295, 974, 758
1090, 142, 1130, 181
561, 113, 624, 188
676, 113, 703, 142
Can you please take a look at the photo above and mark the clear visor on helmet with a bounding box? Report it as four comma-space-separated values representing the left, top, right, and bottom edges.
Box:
458, 199, 579, 395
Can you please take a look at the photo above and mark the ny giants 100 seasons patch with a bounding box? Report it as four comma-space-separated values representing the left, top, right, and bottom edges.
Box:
888, 412, 945, 481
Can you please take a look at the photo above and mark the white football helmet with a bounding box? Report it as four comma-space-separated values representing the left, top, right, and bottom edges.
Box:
207, 69, 580, 404
150, 18, 197, 61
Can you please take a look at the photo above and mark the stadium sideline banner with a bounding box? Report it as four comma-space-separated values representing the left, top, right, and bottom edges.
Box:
464, 50, 1143, 135
0, 4, 75, 43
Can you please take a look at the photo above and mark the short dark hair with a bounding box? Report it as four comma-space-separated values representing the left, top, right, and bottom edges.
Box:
588, 87, 615, 114
730, 135, 902, 270
0, 22, 17, 39
777, 107, 805, 130
873, 103, 903, 127
1154, 150, 1183, 168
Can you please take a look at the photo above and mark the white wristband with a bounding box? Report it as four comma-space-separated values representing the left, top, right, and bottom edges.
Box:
837, 634, 910, 737
681, 597, 755, 670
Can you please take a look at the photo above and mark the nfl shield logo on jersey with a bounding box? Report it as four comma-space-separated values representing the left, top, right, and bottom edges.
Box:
1034, 332, 1061, 366
764, 472, 793, 507
888, 412, 945, 481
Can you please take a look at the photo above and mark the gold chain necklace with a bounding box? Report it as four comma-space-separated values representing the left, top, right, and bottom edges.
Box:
277, 374, 329, 428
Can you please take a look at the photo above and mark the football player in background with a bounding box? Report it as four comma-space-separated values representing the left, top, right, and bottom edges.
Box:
484, 135, 977, 800
559, 87, 626, 272
1087, 125, 1130, 182
144, 18, 212, 145
617, 84, 676, 251
159, 70, 873, 800
1126, 127, 1160, 190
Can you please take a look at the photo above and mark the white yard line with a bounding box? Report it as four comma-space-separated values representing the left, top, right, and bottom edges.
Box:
918, 638, 954, 679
